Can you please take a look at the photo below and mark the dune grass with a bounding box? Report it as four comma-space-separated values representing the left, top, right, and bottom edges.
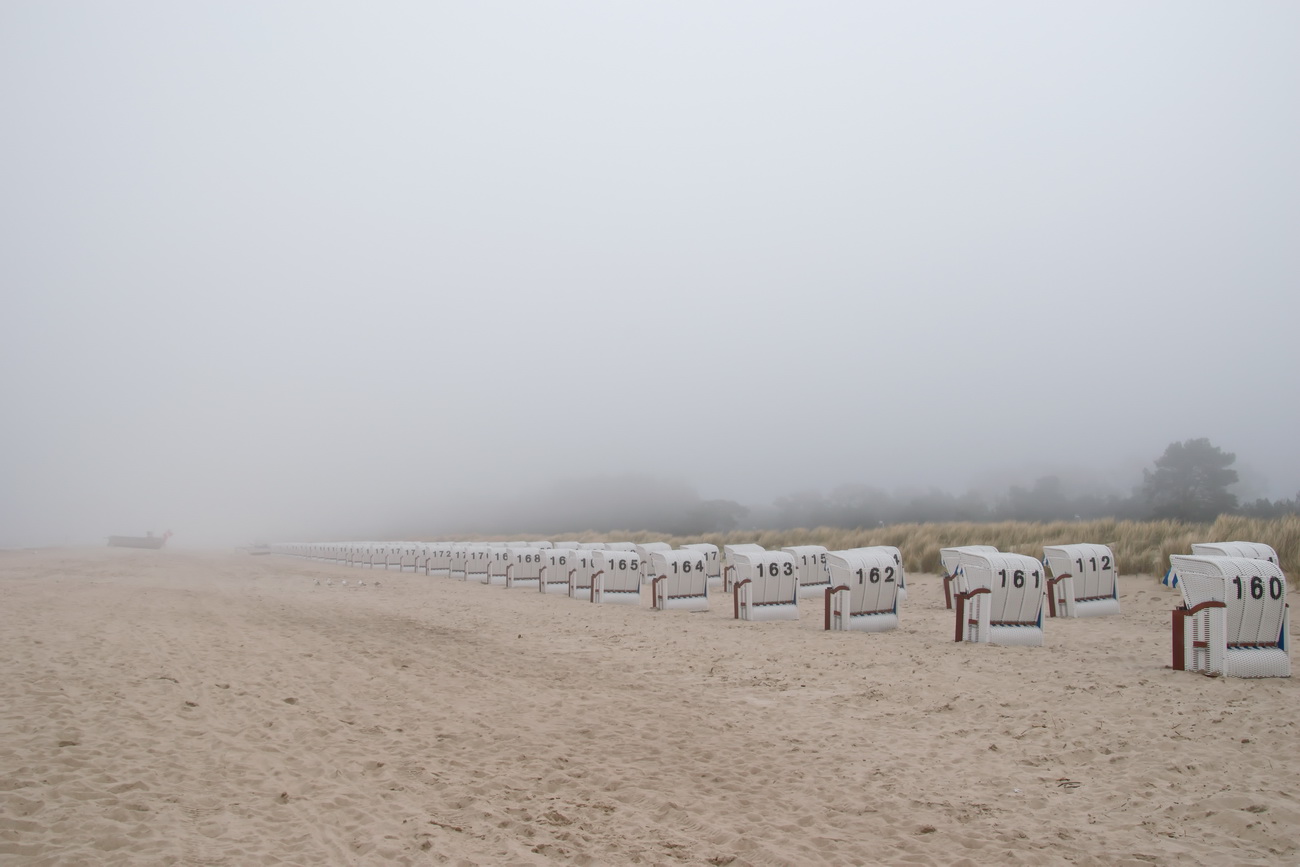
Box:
479, 515, 1300, 583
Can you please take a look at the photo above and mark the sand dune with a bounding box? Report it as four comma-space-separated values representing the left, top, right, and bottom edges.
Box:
1, 548, 1296, 865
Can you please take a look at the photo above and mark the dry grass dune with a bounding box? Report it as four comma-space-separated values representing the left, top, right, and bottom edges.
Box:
1, 548, 1296, 865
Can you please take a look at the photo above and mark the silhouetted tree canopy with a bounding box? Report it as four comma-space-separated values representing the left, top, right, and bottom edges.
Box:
1140, 437, 1239, 522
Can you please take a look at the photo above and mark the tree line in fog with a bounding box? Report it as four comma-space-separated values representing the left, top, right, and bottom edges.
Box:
434, 439, 1299, 537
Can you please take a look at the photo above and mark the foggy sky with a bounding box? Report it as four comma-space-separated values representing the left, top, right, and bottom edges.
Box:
3, 2, 1298, 548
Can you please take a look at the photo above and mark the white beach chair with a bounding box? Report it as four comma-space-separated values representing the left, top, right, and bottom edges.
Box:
464, 545, 491, 583
681, 543, 722, 587
824, 548, 902, 632
723, 544, 766, 593
425, 543, 452, 577
448, 544, 468, 581
649, 550, 710, 612
1191, 541, 1280, 565
784, 545, 830, 599
732, 551, 800, 621
539, 548, 577, 595
1164, 542, 1280, 588
566, 549, 599, 598
397, 543, 421, 572
952, 552, 1046, 646
940, 545, 999, 609
635, 542, 674, 583
485, 547, 512, 585
1169, 555, 1290, 678
1042, 544, 1120, 618
505, 547, 545, 589
590, 550, 643, 604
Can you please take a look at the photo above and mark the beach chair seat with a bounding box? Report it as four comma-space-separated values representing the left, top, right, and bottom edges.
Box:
590, 551, 643, 604
723, 544, 766, 592
505, 547, 545, 589
539, 548, 578, 595
940, 546, 999, 609
732, 551, 800, 621
649, 550, 710, 611
953, 552, 1046, 646
1042, 544, 1120, 618
681, 543, 722, 587
1169, 555, 1289, 678
784, 545, 830, 599
824, 549, 902, 632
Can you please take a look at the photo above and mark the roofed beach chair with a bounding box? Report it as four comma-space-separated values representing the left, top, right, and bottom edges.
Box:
952, 551, 1046, 646
485, 548, 511, 585
723, 544, 766, 593
732, 551, 800, 621
649, 550, 710, 611
398, 543, 421, 572
1191, 541, 1280, 564
539, 548, 577, 595
940, 545, 999, 609
448, 545, 468, 581
566, 549, 599, 598
681, 543, 722, 587
590, 550, 643, 605
505, 547, 545, 589
1164, 541, 1281, 588
636, 543, 673, 583
1042, 544, 1120, 618
784, 545, 830, 599
425, 543, 452, 577
464, 545, 490, 583
824, 548, 902, 632
1169, 555, 1289, 678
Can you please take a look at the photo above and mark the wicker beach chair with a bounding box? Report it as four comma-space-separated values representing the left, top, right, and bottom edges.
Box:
939, 545, 999, 609
823, 548, 902, 632
590, 550, 643, 604
952, 551, 1046, 646
1169, 555, 1290, 678
1042, 544, 1120, 617
649, 550, 710, 611
732, 551, 800, 621
784, 545, 830, 599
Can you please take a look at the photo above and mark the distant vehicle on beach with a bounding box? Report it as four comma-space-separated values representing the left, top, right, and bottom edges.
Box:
107, 530, 172, 549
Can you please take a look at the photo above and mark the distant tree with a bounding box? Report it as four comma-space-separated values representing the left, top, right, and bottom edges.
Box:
1141, 438, 1239, 522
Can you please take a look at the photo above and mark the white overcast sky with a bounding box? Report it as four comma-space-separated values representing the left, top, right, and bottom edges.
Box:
2, 2, 1297, 546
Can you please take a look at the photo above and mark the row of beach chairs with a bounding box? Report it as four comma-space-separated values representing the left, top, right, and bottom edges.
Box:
269, 540, 906, 630
271, 537, 1289, 678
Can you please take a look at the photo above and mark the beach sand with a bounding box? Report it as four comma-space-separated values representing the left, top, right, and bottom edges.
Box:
1, 548, 1296, 865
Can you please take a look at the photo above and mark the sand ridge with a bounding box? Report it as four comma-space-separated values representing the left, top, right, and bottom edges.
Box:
0, 548, 1296, 865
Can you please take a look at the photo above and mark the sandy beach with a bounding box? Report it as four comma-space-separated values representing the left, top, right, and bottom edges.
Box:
1, 547, 1296, 866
